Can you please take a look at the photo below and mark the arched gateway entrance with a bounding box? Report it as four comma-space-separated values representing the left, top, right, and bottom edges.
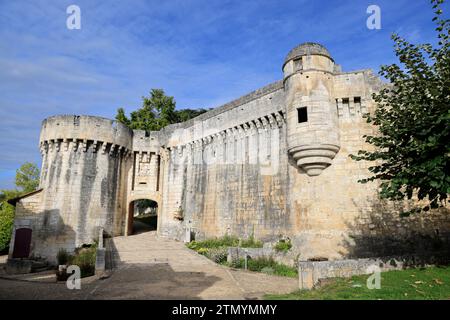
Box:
127, 199, 158, 235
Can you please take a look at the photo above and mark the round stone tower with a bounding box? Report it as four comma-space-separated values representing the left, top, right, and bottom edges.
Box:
283, 42, 340, 176
38, 115, 133, 251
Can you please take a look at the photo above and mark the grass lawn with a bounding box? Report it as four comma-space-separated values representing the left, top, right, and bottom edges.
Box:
265, 266, 450, 300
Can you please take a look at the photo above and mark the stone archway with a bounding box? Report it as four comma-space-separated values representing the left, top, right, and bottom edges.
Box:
127, 199, 158, 235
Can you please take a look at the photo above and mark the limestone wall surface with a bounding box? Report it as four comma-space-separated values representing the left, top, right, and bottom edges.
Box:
157, 84, 288, 241
155, 65, 450, 261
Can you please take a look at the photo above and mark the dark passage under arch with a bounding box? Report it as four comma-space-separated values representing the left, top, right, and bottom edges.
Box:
127, 199, 158, 235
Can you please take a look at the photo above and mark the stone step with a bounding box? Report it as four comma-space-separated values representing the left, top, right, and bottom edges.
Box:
31, 260, 50, 273
32, 266, 50, 273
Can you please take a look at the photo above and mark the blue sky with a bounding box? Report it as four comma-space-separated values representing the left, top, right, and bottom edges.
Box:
0, 0, 447, 189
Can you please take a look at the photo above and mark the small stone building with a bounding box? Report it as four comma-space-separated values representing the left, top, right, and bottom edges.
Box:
8, 43, 450, 264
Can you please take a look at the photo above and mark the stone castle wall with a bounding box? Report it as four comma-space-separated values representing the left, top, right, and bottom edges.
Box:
157, 81, 288, 240
9, 43, 450, 264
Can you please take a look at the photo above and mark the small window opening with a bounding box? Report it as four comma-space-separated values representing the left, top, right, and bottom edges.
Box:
294, 58, 302, 71
354, 97, 362, 113
297, 107, 308, 123
73, 116, 80, 126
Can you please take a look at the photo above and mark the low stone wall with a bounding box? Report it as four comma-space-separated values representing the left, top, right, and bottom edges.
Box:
5, 259, 33, 274
298, 253, 450, 289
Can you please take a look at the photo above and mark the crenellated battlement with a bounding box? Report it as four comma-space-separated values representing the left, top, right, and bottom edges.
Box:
40, 115, 134, 151
39, 139, 133, 157
167, 110, 286, 153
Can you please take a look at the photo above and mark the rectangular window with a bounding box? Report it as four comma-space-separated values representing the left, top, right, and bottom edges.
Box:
297, 107, 308, 123
354, 97, 362, 114
342, 98, 349, 115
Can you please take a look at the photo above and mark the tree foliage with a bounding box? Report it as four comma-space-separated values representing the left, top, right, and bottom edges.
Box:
176, 108, 210, 122
115, 107, 131, 127
115, 89, 209, 131
15, 162, 40, 193
0, 202, 14, 252
351, 0, 449, 211
0, 189, 22, 203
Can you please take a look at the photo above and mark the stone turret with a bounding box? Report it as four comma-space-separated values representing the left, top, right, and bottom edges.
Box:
283, 42, 340, 176
38, 115, 133, 250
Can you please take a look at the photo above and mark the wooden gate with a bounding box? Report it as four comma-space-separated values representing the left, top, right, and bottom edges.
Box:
12, 228, 32, 258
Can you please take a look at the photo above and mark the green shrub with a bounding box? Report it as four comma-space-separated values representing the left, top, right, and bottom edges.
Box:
0, 202, 15, 253
197, 247, 208, 255
229, 258, 245, 269
186, 240, 200, 250
188, 235, 236, 249
248, 256, 276, 272
186, 235, 263, 266
69, 243, 97, 278
274, 239, 292, 252
205, 247, 228, 264
240, 234, 263, 248
56, 248, 71, 265
271, 263, 298, 278
186, 235, 262, 252
229, 256, 298, 278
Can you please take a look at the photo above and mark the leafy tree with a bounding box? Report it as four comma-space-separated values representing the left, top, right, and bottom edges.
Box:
144, 88, 178, 129
351, 0, 449, 211
15, 162, 40, 193
0, 202, 14, 253
0, 189, 22, 203
115, 89, 208, 131
115, 107, 131, 127
176, 108, 210, 122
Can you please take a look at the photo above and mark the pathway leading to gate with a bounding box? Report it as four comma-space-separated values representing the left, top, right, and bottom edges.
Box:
0, 231, 298, 299
99, 230, 298, 299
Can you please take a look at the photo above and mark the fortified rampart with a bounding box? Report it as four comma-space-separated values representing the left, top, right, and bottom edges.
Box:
8, 43, 450, 264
